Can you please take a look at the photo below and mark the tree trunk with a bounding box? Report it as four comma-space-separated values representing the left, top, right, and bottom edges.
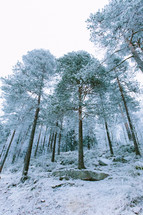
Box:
99, 93, 113, 155
0, 144, 6, 159
78, 86, 85, 169
0, 130, 16, 173
47, 132, 52, 149
119, 104, 132, 141
125, 38, 143, 72
16, 125, 31, 161
58, 132, 61, 155
22, 95, 41, 180
87, 137, 90, 150
122, 124, 128, 145
34, 125, 42, 157
116, 75, 141, 155
42, 126, 48, 150
104, 121, 114, 155
50, 133, 55, 152
51, 132, 57, 162
12, 135, 21, 164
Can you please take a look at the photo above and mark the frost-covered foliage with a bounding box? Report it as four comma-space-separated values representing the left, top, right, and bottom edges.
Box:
0, 43, 142, 182
1, 49, 56, 127
0, 2, 143, 212
87, 0, 143, 51
87, 0, 143, 72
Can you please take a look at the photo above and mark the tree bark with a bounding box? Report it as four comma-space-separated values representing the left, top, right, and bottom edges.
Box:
104, 121, 114, 155
58, 132, 61, 155
16, 125, 31, 161
122, 123, 128, 145
50, 133, 55, 152
116, 75, 141, 155
12, 135, 21, 164
47, 132, 52, 149
0, 144, 6, 159
42, 126, 48, 150
119, 104, 132, 141
51, 132, 57, 162
78, 86, 85, 169
125, 38, 143, 72
22, 95, 41, 179
0, 130, 16, 173
99, 94, 113, 155
87, 137, 90, 150
34, 125, 42, 157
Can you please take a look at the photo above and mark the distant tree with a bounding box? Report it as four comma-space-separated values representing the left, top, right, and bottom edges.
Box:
0, 130, 16, 173
65, 129, 77, 151
34, 125, 42, 157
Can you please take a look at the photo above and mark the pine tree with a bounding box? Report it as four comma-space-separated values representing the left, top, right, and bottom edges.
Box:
56, 51, 107, 168
1, 49, 56, 179
87, 0, 143, 72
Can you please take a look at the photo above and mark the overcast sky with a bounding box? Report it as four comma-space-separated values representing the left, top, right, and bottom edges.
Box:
0, 0, 108, 77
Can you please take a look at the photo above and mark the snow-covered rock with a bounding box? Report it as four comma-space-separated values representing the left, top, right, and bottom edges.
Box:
113, 156, 128, 163
52, 169, 109, 181
98, 158, 112, 166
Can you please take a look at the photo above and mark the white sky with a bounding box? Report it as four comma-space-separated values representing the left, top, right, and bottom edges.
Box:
0, 0, 108, 77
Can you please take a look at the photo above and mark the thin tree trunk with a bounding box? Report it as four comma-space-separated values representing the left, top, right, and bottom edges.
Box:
116, 75, 141, 155
58, 132, 61, 155
135, 124, 143, 142
0, 132, 11, 159
104, 121, 114, 155
22, 95, 41, 180
12, 135, 21, 164
87, 138, 90, 150
42, 126, 48, 150
47, 131, 52, 150
0, 130, 16, 173
16, 125, 31, 161
78, 86, 85, 169
119, 104, 132, 141
99, 93, 113, 155
122, 123, 128, 145
34, 125, 42, 157
50, 133, 55, 152
58, 120, 63, 155
0, 144, 6, 159
125, 38, 143, 72
51, 132, 57, 162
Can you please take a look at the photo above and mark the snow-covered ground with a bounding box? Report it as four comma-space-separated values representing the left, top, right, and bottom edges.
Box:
0, 148, 143, 215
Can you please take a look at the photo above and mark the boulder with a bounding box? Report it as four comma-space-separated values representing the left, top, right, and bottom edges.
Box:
113, 156, 128, 163
60, 159, 75, 165
52, 169, 109, 181
98, 158, 112, 166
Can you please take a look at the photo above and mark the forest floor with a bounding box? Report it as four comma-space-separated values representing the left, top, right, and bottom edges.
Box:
0, 146, 143, 215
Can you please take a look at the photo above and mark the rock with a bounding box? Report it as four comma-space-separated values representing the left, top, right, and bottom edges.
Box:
59, 176, 70, 180
120, 144, 135, 153
52, 169, 109, 181
135, 161, 143, 170
60, 159, 76, 165
113, 156, 128, 163
52, 182, 75, 189
98, 158, 112, 166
